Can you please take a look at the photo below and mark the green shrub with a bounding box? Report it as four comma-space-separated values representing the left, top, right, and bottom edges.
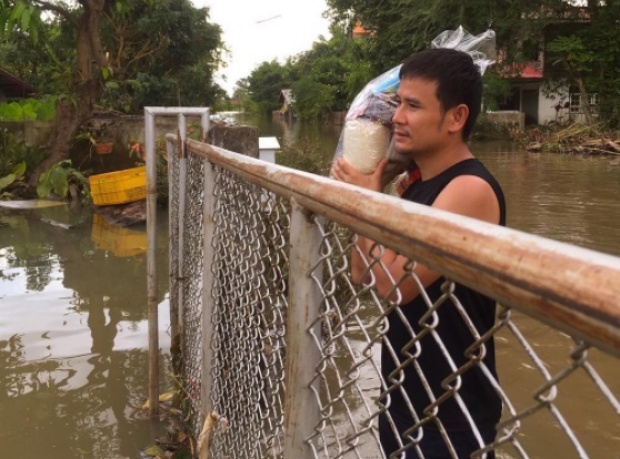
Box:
0, 128, 46, 178
37, 160, 89, 200
0, 96, 57, 121
276, 136, 332, 176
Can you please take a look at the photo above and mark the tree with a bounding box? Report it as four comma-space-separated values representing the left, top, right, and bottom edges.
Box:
0, 0, 224, 186
232, 78, 257, 114
246, 60, 292, 114
289, 26, 373, 119
325, 0, 620, 127
1, 0, 120, 186
325, 0, 506, 74
98, 0, 224, 112
547, 35, 595, 124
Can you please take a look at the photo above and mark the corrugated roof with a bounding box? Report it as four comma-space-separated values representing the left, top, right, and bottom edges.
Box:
0, 68, 38, 98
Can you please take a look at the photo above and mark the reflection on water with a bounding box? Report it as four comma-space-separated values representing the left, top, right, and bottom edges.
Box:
0, 204, 170, 459
91, 214, 147, 258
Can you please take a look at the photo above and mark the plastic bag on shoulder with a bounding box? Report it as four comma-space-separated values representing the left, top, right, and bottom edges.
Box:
331, 26, 496, 178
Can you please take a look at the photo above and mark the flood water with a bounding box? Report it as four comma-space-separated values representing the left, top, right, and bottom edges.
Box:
1, 116, 619, 458
0, 205, 171, 458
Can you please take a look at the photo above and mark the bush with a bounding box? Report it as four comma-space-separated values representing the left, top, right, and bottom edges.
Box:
0, 96, 57, 121
276, 136, 332, 176
0, 128, 46, 178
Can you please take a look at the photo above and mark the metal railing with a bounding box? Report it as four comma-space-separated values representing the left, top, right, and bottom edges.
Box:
166, 134, 620, 459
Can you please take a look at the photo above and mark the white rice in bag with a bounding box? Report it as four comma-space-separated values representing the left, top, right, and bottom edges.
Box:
342, 118, 391, 174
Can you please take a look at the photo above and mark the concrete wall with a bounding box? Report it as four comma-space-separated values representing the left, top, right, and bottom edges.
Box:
485, 111, 525, 131
0, 120, 55, 146
2, 115, 258, 175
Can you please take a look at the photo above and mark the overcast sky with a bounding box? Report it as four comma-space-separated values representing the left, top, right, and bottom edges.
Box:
195, 0, 332, 95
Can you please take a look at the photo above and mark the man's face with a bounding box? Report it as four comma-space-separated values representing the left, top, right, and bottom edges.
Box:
391, 77, 449, 157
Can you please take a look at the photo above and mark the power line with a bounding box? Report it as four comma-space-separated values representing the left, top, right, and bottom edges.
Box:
256, 14, 282, 24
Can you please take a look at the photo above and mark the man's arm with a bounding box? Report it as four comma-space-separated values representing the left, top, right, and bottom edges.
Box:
332, 158, 500, 305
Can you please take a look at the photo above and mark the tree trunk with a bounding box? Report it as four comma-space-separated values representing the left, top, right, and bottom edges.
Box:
27, 84, 98, 186
28, 2, 105, 187
576, 75, 593, 125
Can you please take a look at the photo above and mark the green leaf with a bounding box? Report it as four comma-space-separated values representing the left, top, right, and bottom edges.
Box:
36, 171, 52, 198
21, 104, 37, 120
101, 66, 112, 80
0, 102, 23, 121
0, 11, 9, 36
9, 2, 26, 23
0, 174, 16, 191
49, 167, 69, 197
143, 444, 164, 457
20, 6, 31, 30
12, 161, 26, 179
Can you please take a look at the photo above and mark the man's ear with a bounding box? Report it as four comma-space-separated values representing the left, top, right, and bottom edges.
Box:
447, 104, 469, 134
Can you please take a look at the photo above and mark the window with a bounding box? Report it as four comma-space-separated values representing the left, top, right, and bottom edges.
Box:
569, 90, 599, 115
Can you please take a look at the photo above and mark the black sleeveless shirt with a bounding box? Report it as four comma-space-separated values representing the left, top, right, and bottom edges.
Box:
381, 158, 505, 431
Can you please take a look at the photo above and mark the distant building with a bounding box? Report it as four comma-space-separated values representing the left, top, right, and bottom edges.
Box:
279, 89, 294, 111
493, 6, 598, 125
352, 23, 372, 40
278, 89, 295, 120
0, 68, 37, 102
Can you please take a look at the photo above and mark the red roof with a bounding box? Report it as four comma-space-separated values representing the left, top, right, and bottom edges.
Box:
519, 63, 543, 79
497, 62, 544, 80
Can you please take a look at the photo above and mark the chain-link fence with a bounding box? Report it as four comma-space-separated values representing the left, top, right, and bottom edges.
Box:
168, 134, 620, 459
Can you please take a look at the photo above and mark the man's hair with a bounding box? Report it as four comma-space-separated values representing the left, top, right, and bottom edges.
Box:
399, 48, 483, 141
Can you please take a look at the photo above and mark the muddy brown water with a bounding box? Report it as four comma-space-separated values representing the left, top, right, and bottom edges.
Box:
1, 117, 619, 458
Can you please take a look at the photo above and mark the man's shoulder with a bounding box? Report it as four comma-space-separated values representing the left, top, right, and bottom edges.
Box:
434, 173, 503, 225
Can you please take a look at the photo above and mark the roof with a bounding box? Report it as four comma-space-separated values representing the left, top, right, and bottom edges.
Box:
0, 68, 38, 98
519, 63, 543, 79
353, 23, 371, 38
498, 62, 544, 80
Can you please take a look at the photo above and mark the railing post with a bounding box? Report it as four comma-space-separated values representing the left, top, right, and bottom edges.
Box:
200, 161, 217, 421
177, 114, 187, 337
145, 108, 159, 417
284, 200, 323, 458
167, 138, 180, 369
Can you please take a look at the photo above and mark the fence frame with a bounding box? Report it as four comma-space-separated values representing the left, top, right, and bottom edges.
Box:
144, 107, 210, 416
182, 138, 620, 356
160, 128, 620, 458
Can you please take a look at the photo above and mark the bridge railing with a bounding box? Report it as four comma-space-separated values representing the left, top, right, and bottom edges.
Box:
167, 134, 620, 459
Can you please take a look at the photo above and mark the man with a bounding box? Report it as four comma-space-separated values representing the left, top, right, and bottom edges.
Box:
332, 48, 505, 458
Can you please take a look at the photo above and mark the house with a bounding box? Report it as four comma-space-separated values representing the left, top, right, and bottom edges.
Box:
0, 68, 37, 102
279, 89, 294, 111
278, 89, 295, 120
494, 7, 597, 125
495, 60, 549, 125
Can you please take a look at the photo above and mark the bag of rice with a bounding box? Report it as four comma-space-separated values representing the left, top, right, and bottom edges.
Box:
331, 26, 496, 178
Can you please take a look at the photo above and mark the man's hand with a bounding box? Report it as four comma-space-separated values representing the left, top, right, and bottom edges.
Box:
332, 157, 400, 192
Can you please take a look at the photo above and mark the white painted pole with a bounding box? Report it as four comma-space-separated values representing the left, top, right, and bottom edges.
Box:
284, 201, 323, 458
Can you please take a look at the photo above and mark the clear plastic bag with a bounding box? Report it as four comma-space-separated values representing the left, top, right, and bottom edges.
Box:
332, 26, 496, 176
431, 26, 496, 75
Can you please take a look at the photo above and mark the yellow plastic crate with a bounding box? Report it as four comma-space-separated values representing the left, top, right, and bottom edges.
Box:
89, 166, 147, 206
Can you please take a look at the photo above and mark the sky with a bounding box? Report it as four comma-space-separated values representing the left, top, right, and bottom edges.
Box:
195, 0, 332, 95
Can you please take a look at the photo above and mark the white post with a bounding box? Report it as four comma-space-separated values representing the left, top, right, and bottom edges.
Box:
284, 200, 323, 458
